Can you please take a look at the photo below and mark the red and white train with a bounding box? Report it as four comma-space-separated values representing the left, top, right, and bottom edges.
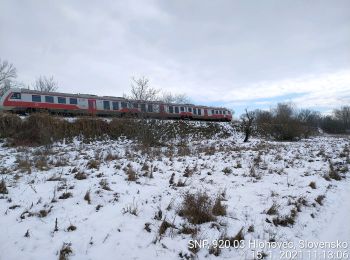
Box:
0, 88, 232, 121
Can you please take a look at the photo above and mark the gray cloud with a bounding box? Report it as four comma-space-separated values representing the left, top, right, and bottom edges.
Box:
1, 0, 349, 112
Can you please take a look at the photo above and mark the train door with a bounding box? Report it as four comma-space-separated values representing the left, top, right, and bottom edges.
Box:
88, 99, 97, 115
160, 104, 165, 113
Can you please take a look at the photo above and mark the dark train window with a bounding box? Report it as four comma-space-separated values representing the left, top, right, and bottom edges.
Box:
223, 111, 226, 115
112, 101, 119, 110
193, 108, 197, 115
11, 92, 21, 99
140, 104, 146, 112
211, 110, 214, 114
147, 104, 153, 112
180, 107, 184, 112
188, 107, 192, 112
70, 98, 78, 105
169, 106, 173, 113
32, 95, 41, 102
45, 96, 54, 103
175, 107, 179, 113
103, 101, 110, 110
219, 111, 222, 114
133, 103, 138, 108
121, 102, 127, 108
198, 109, 202, 115
216, 110, 218, 114
58, 97, 66, 104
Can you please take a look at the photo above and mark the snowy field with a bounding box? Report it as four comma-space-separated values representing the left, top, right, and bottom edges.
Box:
0, 124, 349, 260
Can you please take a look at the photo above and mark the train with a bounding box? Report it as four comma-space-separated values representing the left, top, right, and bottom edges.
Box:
0, 88, 232, 121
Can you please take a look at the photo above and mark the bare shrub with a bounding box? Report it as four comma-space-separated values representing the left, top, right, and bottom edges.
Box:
178, 191, 216, 224
158, 219, 174, 236
87, 159, 100, 170
74, 171, 87, 180
67, 225, 77, 232
212, 197, 227, 216
34, 156, 49, 171
59, 192, 73, 199
254, 103, 315, 141
309, 181, 316, 189
272, 209, 297, 227
84, 190, 91, 204
315, 195, 326, 205
266, 203, 279, 215
126, 166, 138, 181
0, 179, 8, 194
328, 161, 342, 181
222, 167, 232, 175
58, 243, 72, 260
99, 179, 112, 191
122, 200, 139, 216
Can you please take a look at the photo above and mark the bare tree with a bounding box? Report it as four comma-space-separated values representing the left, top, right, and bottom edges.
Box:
241, 108, 255, 142
125, 76, 160, 101
160, 91, 190, 104
34, 76, 58, 92
333, 106, 350, 129
0, 59, 17, 89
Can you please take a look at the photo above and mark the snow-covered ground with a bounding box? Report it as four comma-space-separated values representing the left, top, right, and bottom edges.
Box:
0, 125, 349, 260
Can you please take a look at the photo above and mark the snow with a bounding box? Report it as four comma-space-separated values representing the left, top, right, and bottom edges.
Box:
0, 125, 349, 260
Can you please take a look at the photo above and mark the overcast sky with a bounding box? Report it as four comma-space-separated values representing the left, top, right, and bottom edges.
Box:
1, 0, 349, 115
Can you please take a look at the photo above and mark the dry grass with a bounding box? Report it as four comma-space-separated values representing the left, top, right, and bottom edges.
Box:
266, 203, 279, 215
99, 179, 112, 191
87, 159, 100, 170
58, 243, 72, 260
74, 171, 87, 180
212, 197, 227, 216
122, 200, 139, 216
126, 167, 138, 182
0, 179, 8, 194
315, 195, 326, 205
309, 181, 317, 189
178, 191, 216, 224
84, 190, 91, 204
59, 192, 73, 200
158, 219, 174, 236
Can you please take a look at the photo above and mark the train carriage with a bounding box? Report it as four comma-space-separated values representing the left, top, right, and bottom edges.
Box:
0, 88, 232, 121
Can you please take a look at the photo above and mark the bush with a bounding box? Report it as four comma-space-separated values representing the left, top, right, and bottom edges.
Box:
254, 103, 316, 141
0, 113, 233, 147
178, 191, 216, 224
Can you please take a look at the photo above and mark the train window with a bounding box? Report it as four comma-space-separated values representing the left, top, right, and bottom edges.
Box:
188, 107, 192, 112
180, 107, 184, 112
169, 106, 173, 113
147, 104, 153, 112
103, 101, 110, 110
175, 107, 179, 113
58, 97, 66, 104
141, 104, 146, 112
219, 111, 222, 114
211, 109, 214, 114
133, 103, 138, 109
32, 95, 41, 102
216, 110, 218, 114
193, 108, 197, 115
11, 92, 21, 99
198, 109, 202, 115
112, 101, 119, 110
121, 102, 127, 108
70, 98, 78, 105
45, 96, 54, 103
